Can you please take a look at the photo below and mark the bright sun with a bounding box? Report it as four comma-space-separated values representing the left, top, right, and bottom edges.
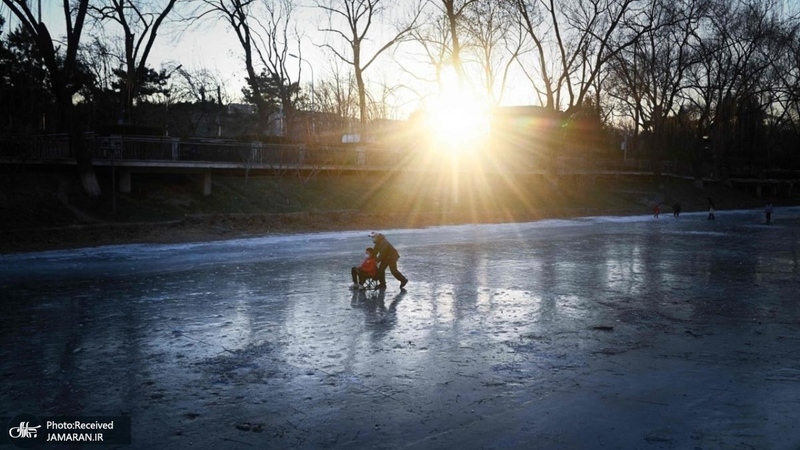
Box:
425, 69, 490, 153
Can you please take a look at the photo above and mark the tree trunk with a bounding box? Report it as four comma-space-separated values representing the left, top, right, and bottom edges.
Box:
72, 125, 101, 197
444, 0, 464, 84
246, 66, 272, 134
281, 96, 293, 140
356, 66, 367, 135
62, 96, 101, 197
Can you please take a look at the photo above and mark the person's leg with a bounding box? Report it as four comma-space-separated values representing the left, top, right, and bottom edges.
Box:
351, 267, 359, 284
389, 260, 408, 286
377, 262, 388, 287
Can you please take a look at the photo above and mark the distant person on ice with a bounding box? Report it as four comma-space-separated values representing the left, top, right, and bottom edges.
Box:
653, 203, 660, 218
370, 232, 408, 290
673, 202, 682, 217
765, 202, 774, 224
707, 197, 716, 220
350, 247, 377, 290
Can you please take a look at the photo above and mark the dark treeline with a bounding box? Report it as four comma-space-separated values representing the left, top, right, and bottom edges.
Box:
2, 0, 800, 196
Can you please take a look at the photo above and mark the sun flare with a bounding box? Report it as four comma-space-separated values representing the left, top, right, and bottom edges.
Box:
424, 69, 490, 154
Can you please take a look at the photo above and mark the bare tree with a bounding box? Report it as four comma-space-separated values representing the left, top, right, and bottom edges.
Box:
767, 17, 800, 149
87, 0, 179, 123
509, 0, 653, 115
313, 60, 359, 141
462, 0, 523, 105
439, 0, 476, 85
254, 0, 301, 138
406, 0, 507, 94
404, 7, 453, 95
367, 77, 403, 120
2, 0, 101, 196
606, 0, 709, 171
316, 65, 359, 120
196, 0, 301, 138
168, 63, 232, 104
80, 36, 118, 95
683, 0, 787, 179
196, 0, 272, 131
318, 0, 422, 132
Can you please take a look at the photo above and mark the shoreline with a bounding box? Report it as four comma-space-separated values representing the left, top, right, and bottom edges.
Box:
3, 170, 792, 255
0, 202, 780, 255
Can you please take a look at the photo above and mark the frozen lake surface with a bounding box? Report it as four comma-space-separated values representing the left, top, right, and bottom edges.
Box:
2, 208, 800, 449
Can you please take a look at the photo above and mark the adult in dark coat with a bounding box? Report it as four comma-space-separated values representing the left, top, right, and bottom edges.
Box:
370, 232, 408, 289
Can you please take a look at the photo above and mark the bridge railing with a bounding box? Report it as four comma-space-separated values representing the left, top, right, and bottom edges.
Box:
8, 134, 795, 179
0, 134, 409, 169
0, 135, 72, 160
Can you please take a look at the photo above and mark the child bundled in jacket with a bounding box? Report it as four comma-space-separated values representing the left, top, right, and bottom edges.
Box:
350, 247, 378, 290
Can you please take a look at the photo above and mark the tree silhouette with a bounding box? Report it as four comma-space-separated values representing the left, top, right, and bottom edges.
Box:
2, 0, 101, 196
318, 0, 422, 133
87, 0, 179, 124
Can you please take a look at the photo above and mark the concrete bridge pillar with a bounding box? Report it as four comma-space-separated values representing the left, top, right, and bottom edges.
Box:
203, 172, 212, 196
119, 170, 131, 194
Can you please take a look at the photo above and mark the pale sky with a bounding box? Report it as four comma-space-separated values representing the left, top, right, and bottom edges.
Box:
4, 0, 800, 121
1, 0, 542, 120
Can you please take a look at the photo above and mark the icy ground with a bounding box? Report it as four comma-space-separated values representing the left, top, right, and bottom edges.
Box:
2, 208, 800, 449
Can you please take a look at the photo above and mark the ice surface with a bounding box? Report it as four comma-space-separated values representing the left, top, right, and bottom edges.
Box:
2, 206, 800, 449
